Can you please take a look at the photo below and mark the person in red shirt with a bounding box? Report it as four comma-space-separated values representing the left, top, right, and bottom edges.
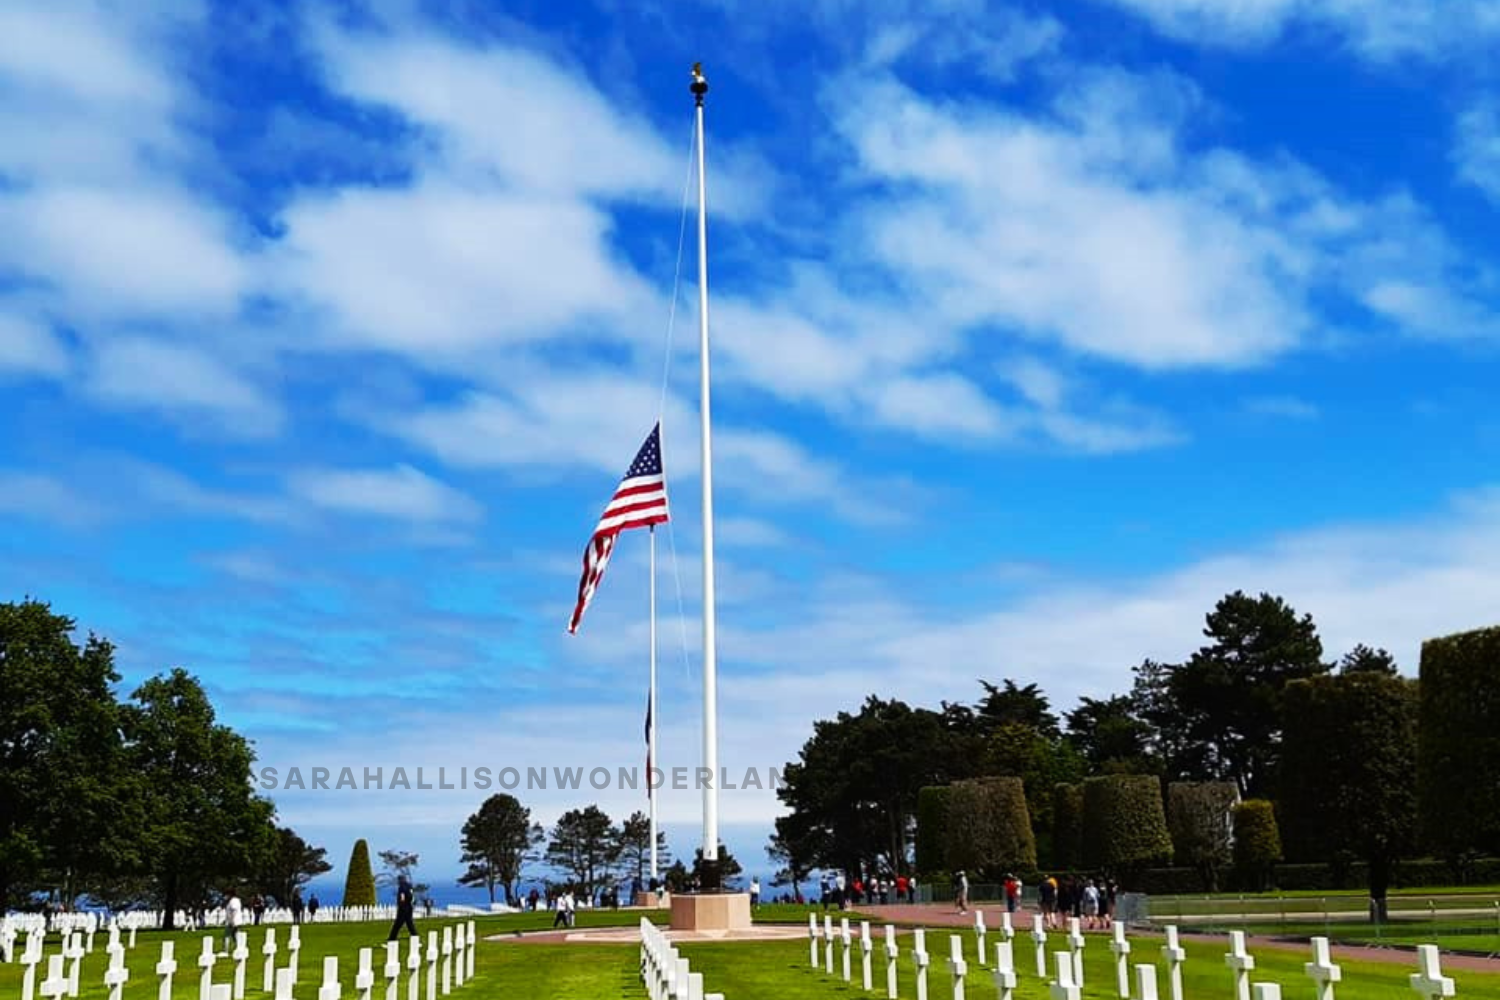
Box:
895, 874, 909, 903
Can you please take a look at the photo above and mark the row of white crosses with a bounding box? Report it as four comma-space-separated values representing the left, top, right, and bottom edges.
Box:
638, 918, 725, 1000
21, 921, 478, 1000
806, 909, 1463, 1000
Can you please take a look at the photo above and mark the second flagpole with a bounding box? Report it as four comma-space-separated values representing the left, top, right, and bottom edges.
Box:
648, 523, 658, 884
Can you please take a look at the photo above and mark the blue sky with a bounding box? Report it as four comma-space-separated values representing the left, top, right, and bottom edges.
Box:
4, 0, 1500, 894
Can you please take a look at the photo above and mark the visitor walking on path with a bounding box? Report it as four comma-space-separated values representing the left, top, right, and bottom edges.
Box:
954, 870, 969, 914
387, 876, 419, 941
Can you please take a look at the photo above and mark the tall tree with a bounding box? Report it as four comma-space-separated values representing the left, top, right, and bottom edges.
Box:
545, 806, 618, 895
1161, 592, 1327, 796
260, 827, 332, 905
1338, 644, 1399, 676
1065, 695, 1157, 773
124, 668, 276, 927
342, 839, 376, 907
1282, 671, 1418, 920
766, 832, 810, 902
0, 600, 136, 910
457, 794, 543, 904
616, 811, 670, 885
976, 680, 1060, 738
773, 696, 979, 879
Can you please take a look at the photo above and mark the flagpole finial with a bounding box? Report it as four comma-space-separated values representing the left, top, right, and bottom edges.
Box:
690, 61, 708, 105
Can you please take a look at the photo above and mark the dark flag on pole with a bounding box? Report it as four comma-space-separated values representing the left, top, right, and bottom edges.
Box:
566, 423, 669, 633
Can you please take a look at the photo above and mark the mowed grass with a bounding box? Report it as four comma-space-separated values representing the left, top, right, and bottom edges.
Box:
9, 915, 1500, 999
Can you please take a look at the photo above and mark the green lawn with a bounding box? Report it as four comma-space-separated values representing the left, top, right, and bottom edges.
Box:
7, 915, 1500, 999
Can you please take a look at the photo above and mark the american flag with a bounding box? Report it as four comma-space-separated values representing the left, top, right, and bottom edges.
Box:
566, 422, 669, 634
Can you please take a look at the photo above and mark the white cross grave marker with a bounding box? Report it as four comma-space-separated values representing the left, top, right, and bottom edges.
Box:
1409, 944, 1455, 1000
319, 956, 341, 1000
130, 926, 138, 951
1135, 964, 1159, 1000
1110, 920, 1132, 998
1067, 917, 1085, 989
274, 969, 293, 1000
199, 935, 219, 1000
233, 931, 249, 1000
286, 926, 301, 985
1305, 936, 1341, 1000
41, 955, 69, 1000
1050, 952, 1081, 1000
262, 928, 278, 994
156, 940, 178, 1000
383, 942, 401, 1000
975, 911, 987, 968
66, 931, 85, 997
406, 933, 422, 1000
441, 927, 453, 996
1161, 925, 1186, 1000
673, 957, 690, 1000
948, 934, 968, 1000
104, 938, 130, 1000
1032, 913, 1048, 978
861, 921, 874, 992
1225, 930, 1256, 1000
884, 924, 899, 1000
808, 915, 819, 969
453, 928, 465, 990
85, 923, 95, 956
355, 948, 374, 1000
214, 983, 234, 1000
424, 931, 438, 1000
465, 924, 475, 982
913, 928, 930, 1000
841, 918, 852, 982
824, 916, 834, 975
1253, 986, 1281, 1000
991, 942, 1017, 1000
20, 932, 42, 1000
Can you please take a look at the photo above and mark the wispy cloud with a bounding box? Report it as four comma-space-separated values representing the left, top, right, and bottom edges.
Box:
1244, 395, 1320, 420
0, 314, 69, 378
1456, 99, 1500, 205
286, 465, 484, 525
86, 338, 283, 438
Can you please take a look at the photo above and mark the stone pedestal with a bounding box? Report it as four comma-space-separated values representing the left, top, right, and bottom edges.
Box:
634, 893, 662, 909
669, 893, 752, 932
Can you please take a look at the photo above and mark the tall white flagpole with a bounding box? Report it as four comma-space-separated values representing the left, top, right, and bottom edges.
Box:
648, 524, 658, 882
690, 62, 720, 871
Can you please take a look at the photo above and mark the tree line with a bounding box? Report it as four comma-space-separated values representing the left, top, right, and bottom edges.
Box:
769, 590, 1500, 915
1, 600, 332, 924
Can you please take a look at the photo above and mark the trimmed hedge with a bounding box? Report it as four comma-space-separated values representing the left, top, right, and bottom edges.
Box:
944, 777, 1036, 878
915, 785, 951, 878
1232, 800, 1281, 890
1080, 774, 1172, 872
1052, 784, 1083, 870
1419, 626, 1500, 858
342, 838, 376, 907
1166, 782, 1238, 891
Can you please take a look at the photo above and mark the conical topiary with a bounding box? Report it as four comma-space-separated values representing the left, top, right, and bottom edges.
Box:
343, 838, 377, 906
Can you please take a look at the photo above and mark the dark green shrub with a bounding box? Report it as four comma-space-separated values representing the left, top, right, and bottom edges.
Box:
342, 838, 376, 906
943, 777, 1036, 878
1052, 784, 1083, 870
1418, 626, 1500, 859
1080, 774, 1172, 876
915, 786, 951, 878
1232, 800, 1281, 890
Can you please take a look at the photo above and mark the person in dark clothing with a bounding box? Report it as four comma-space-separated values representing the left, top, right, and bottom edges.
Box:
387, 876, 418, 941
290, 890, 304, 924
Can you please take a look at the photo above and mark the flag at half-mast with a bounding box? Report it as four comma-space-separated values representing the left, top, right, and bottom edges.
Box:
566, 422, 669, 633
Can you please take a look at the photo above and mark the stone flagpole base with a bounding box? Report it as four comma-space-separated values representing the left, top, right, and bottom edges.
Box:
669, 894, 752, 932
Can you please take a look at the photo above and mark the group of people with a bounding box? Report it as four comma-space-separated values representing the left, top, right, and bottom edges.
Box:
818, 871, 916, 908
1036, 874, 1119, 928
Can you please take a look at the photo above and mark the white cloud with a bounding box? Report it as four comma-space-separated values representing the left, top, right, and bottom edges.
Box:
1099, 0, 1500, 60
0, 472, 101, 527
286, 465, 483, 524
1456, 101, 1500, 205
270, 181, 654, 358
86, 338, 282, 437
0, 314, 69, 377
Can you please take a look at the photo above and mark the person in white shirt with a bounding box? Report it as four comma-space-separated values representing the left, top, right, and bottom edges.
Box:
749, 877, 760, 905
222, 891, 242, 955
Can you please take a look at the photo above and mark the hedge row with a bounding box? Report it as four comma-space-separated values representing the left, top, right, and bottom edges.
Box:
1418, 626, 1500, 858
944, 777, 1036, 877
1131, 857, 1500, 895
915, 786, 951, 877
